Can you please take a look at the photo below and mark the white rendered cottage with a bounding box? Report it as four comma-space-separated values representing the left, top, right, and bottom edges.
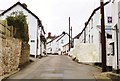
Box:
70, 1, 112, 65
56, 32, 70, 55
47, 32, 70, 55
111, 0, 120, 73
0, 2, 46, 58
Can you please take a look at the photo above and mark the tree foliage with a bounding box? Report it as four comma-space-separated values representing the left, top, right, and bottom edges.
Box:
6, 11, 29, 42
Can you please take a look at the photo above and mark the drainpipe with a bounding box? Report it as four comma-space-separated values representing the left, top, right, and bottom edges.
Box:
115, 25, 119, 73
84, 22, 87, 43
36, 24, 39, 58
40, 27, 42, 57
71, 26, 73, 48
44, 38, 47, 56
84, 30, 86, 43
69, 17, 71, 51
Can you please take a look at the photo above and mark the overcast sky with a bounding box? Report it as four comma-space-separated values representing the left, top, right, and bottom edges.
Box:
0, 0, 109, 37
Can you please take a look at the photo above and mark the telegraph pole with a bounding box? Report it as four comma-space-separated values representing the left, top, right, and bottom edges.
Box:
100, 0, 107, 72
71, 26, 73, 48
69, 17, 71, 51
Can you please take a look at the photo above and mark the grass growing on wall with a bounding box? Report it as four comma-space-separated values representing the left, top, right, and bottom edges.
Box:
6, 11, 29, 43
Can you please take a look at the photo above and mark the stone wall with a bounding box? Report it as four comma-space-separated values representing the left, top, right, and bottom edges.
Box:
19, 42, 30, 67
0, 37, 3, 76
0, 37, 21, 76
0, 37, 30, 76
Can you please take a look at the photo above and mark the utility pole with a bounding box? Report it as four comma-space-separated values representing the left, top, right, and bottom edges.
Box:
45, 24, 47, 56
71, 26, 73, 48
100, 0, 107, 72
71, 26, 72, 40
69, 17, 71, 51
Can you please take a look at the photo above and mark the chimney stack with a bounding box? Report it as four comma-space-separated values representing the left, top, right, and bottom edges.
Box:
22, 3, 27, 8
48, 32, 51, 38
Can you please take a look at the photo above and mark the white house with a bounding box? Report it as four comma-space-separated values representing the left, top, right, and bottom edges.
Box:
47, 32, 70, 55
56, 32, 70, 55
62, 43, 69, 55
68, 33, 80, 57
0, 2, 46, 58
111, 0, 120, 73
46, 32, 60, 54
69, 1, 112, 65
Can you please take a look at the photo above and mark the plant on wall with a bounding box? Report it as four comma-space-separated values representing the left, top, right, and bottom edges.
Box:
6, 11, 29, 42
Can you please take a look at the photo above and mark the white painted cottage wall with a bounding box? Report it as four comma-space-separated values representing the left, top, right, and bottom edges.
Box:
74, 3, 112, 63
112, 0, 120, 70
69, 39, 79, 56
63, 44, 69, 55
37, 28, 41, 56
47, 34, 69, 55
47, 42, 52, 54
46, 38, 53, 54
117, 0, 120, 71
93, 11, 101, 62
58, 34, 69, 54
112, 0, 119, 70
51, 37, 59, 54
0, 5, 38, 57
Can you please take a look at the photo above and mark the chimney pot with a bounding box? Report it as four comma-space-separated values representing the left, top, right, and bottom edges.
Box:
48, 32, 51, 37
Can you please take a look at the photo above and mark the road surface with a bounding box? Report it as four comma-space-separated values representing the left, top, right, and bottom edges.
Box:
4, 55, 102, 79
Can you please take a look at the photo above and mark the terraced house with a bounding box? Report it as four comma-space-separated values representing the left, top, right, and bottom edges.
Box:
111, 0, 120, 73
47, 32, 70, 55
69, 0, 113, 68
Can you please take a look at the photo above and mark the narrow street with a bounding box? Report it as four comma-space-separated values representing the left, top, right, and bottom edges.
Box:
4, 55, 101, 79
0, 0, 120, 81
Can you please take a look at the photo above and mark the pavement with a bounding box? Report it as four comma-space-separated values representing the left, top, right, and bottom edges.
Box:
2, 55, 112, 80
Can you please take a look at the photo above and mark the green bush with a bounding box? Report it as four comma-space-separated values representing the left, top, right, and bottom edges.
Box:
6, 11, 29, 42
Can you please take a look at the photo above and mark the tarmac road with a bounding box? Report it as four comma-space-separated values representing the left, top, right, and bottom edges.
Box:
4, 55, 102, 80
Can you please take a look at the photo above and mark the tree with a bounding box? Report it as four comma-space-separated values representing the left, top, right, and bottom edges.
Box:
6, 11, 29, 43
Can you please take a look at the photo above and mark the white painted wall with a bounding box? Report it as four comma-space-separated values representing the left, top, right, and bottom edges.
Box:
77, 43, 98, 63
62, 43, 69, 54
57, 34, 69, 55
117, 0, 120, 71
46, 38, 52, 54
47, 42, 52, 54
46, 34, 69, 55
111, 0, 120, 70
0, 5, 39, 57
47, 36, 60, 54
71, 2, 112, 64
69, 38, 79, 56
